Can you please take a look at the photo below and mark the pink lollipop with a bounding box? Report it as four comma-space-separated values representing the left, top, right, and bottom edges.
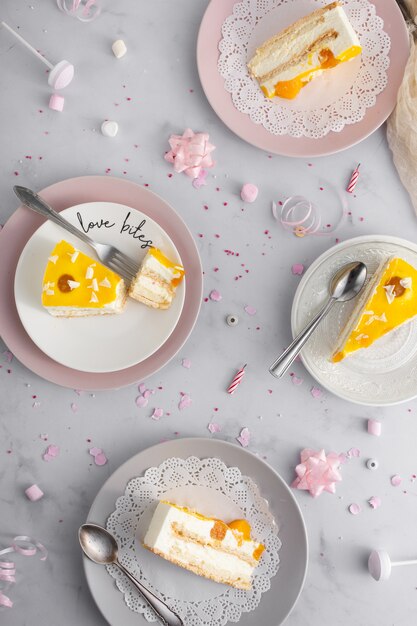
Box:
1, 21, 74, 89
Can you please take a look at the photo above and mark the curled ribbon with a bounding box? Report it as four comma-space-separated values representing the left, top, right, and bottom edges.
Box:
0, 536, 47, 608
56, 0, 101, 22
164, 128, 216, 179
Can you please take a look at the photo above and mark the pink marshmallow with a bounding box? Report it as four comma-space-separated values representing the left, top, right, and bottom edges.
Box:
25, 484, 44, 502
49, 93, 65, 112
368, 419, 381, 436
240, 183, 258, 203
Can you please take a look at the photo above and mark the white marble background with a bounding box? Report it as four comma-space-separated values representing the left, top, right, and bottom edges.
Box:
1, 1, 417, 625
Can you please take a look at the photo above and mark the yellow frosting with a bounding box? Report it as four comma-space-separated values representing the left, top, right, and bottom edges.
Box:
42, 240, 122, 309
332, 258, 417, 362
263, 45, 362, 99
148, 247, 185, 286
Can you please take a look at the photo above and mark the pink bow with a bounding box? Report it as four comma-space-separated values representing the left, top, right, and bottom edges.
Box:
292, 448, 343, 498
165, 128, 215, 179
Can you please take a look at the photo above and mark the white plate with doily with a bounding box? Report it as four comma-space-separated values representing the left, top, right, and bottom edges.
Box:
197, 0, 409, 156
291, 235, 417, 405
83, 438, 308, 626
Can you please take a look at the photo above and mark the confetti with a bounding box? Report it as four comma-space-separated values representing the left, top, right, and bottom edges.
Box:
291, 374, 303, 386
348, 503, 361, 515
94, 453, 107, 466
139, 383, 147, 394
244, 305, 256, 316
42, 445, 59, 462
181, 358, 192, 369
292, 449, 342, 497
192, 169, 208, 189
209, 290, 222, 302
368, 496, 381, 509
391, 475, 402, 487
151, 408, 164, 420
136, 395, 148, 408
89, 447, 102, 457
208, 423, 221, 434
237, 427, 250, 447
2, 350, 13, 363
178, 393, 192, 410
70, 403, 78, 413
291, 264, 304, 276
346, 447, 360, 458
310, 386, 323, 399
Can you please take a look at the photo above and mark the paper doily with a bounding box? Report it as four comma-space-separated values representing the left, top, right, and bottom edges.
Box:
218, 0, 391, 138
106, 456, 281, 626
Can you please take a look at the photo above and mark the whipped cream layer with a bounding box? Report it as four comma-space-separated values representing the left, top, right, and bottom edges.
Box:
129, 247, 185, 309
248, 2, 361, 99
143, 501, 264, 590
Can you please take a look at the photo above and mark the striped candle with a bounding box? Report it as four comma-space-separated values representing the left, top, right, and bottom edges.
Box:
346, 163, 361, 193
227, 364, 247, 395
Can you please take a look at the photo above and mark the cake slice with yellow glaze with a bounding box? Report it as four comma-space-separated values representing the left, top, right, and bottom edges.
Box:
42, 240, 126, 317
129, 247, 185, 309
332, 257, 417, 362
143, 501, 265, 590
247, 2, 361, 100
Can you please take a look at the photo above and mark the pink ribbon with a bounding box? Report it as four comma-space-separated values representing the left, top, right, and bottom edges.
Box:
292, 448, 343, 497
0, 536, 47, 608
165, 128, 216, 179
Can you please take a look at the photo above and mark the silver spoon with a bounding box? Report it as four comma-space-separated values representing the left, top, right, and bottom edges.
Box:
269, 261, 367, 378
79, 523, 183, 626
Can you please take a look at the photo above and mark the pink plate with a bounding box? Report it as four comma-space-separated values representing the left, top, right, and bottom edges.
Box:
0, 176, 203, 390
197, 0, 410, 157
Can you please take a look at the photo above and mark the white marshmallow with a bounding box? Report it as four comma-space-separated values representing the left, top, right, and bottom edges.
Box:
101, 120, 119, 137
112, 39, 127, 59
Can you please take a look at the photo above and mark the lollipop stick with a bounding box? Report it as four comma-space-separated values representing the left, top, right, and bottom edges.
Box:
1, 21, 54, 69
392, 559, 417, 567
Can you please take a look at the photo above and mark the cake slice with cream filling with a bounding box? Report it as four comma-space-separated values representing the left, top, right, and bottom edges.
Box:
42, 240, 126, 317
332, 257, 417, 362
128, 247, 185, 309
143, 501, 265, 590
247, 1, 361, 99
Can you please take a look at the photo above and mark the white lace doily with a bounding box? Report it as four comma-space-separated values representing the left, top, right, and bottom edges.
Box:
106, 456, 281, 626
218, 0, 391, 138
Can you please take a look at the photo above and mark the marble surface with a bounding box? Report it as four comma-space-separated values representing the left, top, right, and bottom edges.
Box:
1, 1, 417, 624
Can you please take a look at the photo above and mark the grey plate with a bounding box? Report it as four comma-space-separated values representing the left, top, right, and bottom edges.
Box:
82, 438, 308, 626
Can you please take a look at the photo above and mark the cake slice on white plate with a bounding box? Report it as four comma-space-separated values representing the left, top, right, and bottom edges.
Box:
143, 501, 265, 590
42, 240, 126, 317
247, 1, 361, 99
129, 247, 185, 309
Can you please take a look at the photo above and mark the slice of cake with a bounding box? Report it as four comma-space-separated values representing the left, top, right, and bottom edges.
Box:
332, 257, 417, 362
128, 247, 185, 309
42, 240, 126, 317
247, 1, 361, 99
143, 501, 265, 590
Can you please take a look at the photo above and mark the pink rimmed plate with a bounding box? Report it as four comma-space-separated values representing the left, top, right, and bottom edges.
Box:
0, 176, 202, 389
197, 0, 409, 157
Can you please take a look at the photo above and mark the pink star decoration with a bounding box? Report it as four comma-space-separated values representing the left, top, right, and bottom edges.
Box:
292, 448, 343, 498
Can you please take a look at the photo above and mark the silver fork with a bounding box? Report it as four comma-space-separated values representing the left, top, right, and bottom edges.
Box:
13, 186, 139, 284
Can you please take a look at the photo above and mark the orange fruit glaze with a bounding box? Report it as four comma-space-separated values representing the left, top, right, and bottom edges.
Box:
149, 247, 185, 287
265, 45, 361, 100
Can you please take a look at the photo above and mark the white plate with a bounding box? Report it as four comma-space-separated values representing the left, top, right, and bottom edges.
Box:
292, 235, 417, 406
14, 202, 185, 373
83, 438, 308, 626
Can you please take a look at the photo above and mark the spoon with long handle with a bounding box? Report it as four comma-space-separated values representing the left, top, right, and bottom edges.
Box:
269, 261, 367, 378
79, 523, 183, 626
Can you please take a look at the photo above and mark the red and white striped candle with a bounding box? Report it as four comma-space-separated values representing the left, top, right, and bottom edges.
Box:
346, 163, 361, 193
227, 364, 247, 395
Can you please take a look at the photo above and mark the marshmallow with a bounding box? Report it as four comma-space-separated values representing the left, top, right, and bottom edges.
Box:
240, 183, 258, 203
112, 39, 127, 59
367, 418, 381, 436
101, 120, 119, 137
25, 484, 44, 501
49, 93, 65, 112
48, 60, 75, 90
